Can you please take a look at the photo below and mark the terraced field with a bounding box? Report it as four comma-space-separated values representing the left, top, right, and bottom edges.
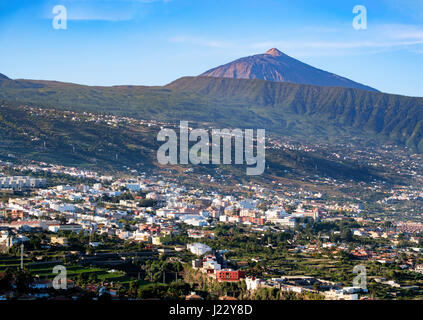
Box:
0, 256, 131, 284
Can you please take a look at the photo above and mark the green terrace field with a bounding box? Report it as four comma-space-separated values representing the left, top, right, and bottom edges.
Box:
0, 255, 132, 285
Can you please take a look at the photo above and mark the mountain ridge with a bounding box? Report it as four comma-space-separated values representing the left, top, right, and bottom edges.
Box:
1, 75, 423, 152
166, 76, 423, 151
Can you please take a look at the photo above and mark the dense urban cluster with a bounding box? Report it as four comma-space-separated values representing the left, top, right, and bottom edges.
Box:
1, 150, 423, 300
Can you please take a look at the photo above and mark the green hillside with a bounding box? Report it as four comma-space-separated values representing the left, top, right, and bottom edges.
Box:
166, 77, 423, 151
0, 102, 391, 185
0, 102, 157, 170
1, 76, 423, 151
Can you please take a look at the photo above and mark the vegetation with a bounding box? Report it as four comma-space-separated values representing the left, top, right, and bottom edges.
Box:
2, 75, 423, 152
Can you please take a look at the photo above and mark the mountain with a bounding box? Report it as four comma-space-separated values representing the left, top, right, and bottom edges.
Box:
1, 74, 423, 152
0, 73, 9, 81
167, 76, 423, 149
200, 48, 378, 92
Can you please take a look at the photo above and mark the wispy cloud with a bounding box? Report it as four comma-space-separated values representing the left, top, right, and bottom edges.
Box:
250, 23, 423, 56
168, 23, 423, 59
384, 24, 423, 40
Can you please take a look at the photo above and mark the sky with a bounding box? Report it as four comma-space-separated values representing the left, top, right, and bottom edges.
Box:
0, 0, 422, 97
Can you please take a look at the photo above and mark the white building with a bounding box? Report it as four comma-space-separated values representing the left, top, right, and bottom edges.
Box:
202, 255, 221, 271
245, 277, 264, 291
50, 203, 75, 213
0, 176, 46, 189
324, 289, 358, 300
265, 207, 289, 223
187, 242, 212, 256
180, 215, 209, 227
0, 231, 13, 250
276, 216, 297, 228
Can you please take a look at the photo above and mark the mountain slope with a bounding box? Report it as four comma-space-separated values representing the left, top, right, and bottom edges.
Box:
0, 102, 396, 184
1, 75, 423, 151
166, 76, 423, 150
0, 73, 9, 81
201, 48, 378, 92
0, 101, 157, 169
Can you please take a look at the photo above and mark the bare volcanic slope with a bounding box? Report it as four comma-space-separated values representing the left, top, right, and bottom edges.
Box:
201, 48, 378, 92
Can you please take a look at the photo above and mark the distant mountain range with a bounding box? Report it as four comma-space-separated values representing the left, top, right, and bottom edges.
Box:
1, 49, 423, 154
201, 48, 378, 92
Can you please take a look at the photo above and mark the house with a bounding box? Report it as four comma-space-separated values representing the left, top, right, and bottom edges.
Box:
152, 236, 162, 245
413, 264, 423, 274
216, 269, 245, 282
50, 236, 68, 246
245, 277, 264, 291
48, 224, 82, 233
324, 289, 358, 300
187, 243, 212, 256
201, 255, 221, 273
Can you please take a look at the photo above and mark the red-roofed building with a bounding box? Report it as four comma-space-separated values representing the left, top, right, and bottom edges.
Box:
216, 270, 245, 282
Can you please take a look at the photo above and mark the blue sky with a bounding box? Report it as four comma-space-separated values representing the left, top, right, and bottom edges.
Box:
0, 0, 422, 96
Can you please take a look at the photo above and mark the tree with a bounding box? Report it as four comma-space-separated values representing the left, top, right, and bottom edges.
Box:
341, 229, 353, 242
14, 269, 33, 293
128, 280, 139, 298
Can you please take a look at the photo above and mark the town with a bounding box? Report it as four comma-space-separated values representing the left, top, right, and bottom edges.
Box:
1, 127, 423, 300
